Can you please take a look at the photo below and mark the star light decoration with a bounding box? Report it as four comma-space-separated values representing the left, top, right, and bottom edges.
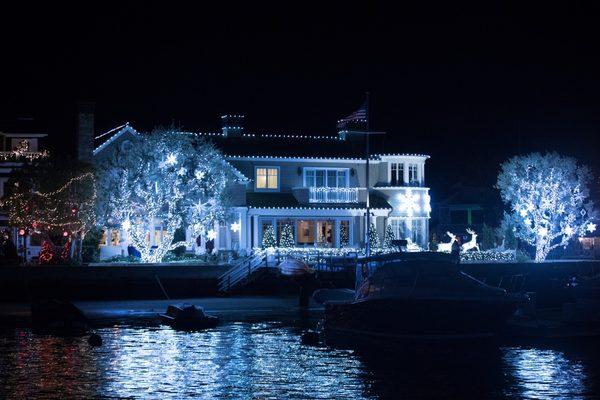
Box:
587, 222, 597, 233
230, 221, 241, 233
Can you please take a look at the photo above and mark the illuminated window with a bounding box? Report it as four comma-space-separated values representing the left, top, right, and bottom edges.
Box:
110, 229, 120, 246
99, 230, 107, 247
296, 220, 314, 245
408, 164, 419, 183
389, 218, 406, 240
256, 167, 279, 190
154, 228, 161, 245
303, 168, 348, 187
391, 163, 405, 185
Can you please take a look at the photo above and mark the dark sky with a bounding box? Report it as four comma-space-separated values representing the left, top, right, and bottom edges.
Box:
2, 4, 600, 197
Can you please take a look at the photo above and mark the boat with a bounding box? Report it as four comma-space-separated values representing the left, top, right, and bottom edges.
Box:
313, 288, 355, 304
159, 303, 219, 330
30, 299, 88, 336
506, 274, 600, 339
321, 252, 520, 343
279, 258, 313, 276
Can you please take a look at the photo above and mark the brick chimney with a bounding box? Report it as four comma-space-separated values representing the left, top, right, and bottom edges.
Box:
77, 102, 95, 162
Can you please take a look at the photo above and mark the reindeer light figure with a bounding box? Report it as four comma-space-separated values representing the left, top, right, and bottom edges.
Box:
461, 228, 480, 252
437, 231, 457, 253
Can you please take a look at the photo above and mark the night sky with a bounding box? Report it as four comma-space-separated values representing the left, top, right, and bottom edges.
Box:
2, 5, 600, 198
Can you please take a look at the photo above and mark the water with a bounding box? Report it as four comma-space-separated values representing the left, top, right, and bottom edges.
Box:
1, 316, 599, 399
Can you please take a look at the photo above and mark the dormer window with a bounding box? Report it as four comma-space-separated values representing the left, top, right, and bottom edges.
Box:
255, 167, 279, 190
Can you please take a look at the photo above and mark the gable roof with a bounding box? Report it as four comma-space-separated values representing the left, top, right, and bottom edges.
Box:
93, 123, 139, 156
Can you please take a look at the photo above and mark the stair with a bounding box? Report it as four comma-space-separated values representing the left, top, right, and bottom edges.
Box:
218, 250, 267, 293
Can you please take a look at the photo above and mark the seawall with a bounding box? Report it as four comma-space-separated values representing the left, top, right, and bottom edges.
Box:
0, 264, 231, 301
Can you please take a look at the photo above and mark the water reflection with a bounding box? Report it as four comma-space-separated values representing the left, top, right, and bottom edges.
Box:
0, 321, 598, 399
502, 345, 598, 399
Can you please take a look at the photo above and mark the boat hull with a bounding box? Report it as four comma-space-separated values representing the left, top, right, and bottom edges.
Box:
324, 296, 518, 343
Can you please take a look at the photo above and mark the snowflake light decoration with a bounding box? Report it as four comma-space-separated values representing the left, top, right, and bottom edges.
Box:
230, 221, 240, 233
165, 153, 177, 166
423, 194, 432, 213
397, 189, 420, 217
207, 229, 217, 240
195, 170, 205, 180
587, 222, 597, 233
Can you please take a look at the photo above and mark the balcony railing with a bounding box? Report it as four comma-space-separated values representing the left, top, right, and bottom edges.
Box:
308, 187, 359, 203
0, 150, 50, 162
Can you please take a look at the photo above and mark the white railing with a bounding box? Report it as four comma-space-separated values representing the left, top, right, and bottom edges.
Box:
308, 187, 359, 203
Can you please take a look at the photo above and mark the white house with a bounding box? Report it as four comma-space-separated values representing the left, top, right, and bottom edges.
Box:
90, 114, 431, 259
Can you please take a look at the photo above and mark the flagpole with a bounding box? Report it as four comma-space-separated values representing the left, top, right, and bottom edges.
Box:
364, 92, 371, 257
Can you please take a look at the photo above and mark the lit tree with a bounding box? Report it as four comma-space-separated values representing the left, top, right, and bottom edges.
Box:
279, 223, 295, 248
262, 225, 277, 248
2, 159, 96, 263
384, 224, 396, 249
95, 128, 235, 263
39, 241, 55, 265
497, 152, 597, 262
368, 223, 380, 248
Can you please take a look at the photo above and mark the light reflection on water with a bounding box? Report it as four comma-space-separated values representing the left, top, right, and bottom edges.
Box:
0, 320, 598, 399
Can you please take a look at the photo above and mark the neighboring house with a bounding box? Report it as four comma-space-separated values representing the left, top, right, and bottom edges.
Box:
431, 184, 502, 245
87, 113, 432, 259
0, 121, 49, 260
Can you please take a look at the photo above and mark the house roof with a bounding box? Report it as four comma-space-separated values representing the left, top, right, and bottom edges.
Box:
93, 123, 139, 155
93, 124, 430, 161
186, 131, 428, 159
245, 192, 392, 210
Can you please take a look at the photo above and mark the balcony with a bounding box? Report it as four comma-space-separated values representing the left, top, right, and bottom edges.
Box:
308, 187, 359, 203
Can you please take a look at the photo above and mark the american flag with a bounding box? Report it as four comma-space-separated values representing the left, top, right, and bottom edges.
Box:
336, 101, 368, 130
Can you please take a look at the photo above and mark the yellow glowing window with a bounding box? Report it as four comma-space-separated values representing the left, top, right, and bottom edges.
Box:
100, 230, 107, 247
256, 167, 278, 189
110, 229, 120, 246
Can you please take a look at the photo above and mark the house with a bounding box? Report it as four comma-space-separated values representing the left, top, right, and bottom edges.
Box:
0, 119, 50, 259
431, 184, 502, 247
88, 113, 432, 259
431, 183, 503, 247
